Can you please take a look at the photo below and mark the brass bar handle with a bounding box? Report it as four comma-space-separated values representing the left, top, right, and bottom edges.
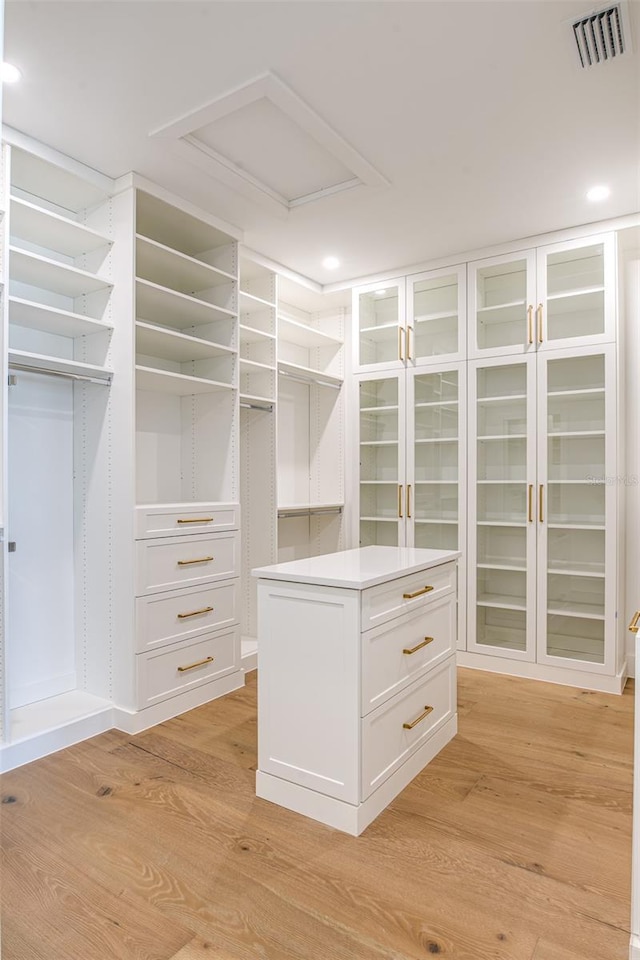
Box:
407, 325, 413, 361
398, 326, 404, 362
406, 484, 412, 519
528, 484, 534, 523
403, 584, 434, 600
628, 611, 640, 634
537, 303, 543, 343
177, 656, 214, 673
177, 517, 214, 524
403, 705, 434, 730
398, 484, 403, 519
403, 636, 434, 655
177, 556, 214, 566
177, 606, 214, 620
527, 305, 533, 344
539, 484, 544, 523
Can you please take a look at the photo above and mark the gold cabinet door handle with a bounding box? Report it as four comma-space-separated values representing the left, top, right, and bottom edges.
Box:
403, 636, 434, 655
537, 303, 543, 343
403, 705, 434, 730
528, 484, 534, 522
177, 517, 214, 524
527, 304, 533, 344
177, 606, 214, 620
177, 556, 214, 566
539, 484, 544, 523
403, 584, 434, 600
407, 325, 413, 361
398, 326, 405, 361
398, 484, 403, 519
628, 611, 640, 633
406, 484, 412, 519
177, 656, 214, 673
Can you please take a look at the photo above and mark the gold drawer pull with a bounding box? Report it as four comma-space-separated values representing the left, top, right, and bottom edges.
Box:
403, 705, 434, 730
403, 585, 434, 600
403, 636, 434, 655
628, 611, 640, 634
177, 606, 214, 620
177, 656, 214, 673
177, 517, 214, 524
177, 556, 214, 566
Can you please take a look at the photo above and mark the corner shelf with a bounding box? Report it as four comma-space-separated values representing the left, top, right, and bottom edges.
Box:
9, 297, 113, 338
278, 314, 342, 348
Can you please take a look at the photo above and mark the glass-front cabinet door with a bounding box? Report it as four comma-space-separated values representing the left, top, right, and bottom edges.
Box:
353, 279, 405, 373
467, 357, 537, 660
357, 373, 407, 547
536, 234, 615, 351
407, 265, 465, 365
536, 346, 616, 674
407, 363, 466, 647
468, 250, 536, 359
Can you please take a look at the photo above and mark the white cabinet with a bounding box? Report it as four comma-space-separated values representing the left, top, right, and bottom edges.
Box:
356, 364, 466, 647
464, 344, 623, 690
353, 265, 466, 373
468, 235, 616, 359
254, 546, 459, 835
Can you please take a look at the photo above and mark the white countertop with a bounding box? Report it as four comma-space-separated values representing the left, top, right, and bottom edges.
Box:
252, 545, 460, 590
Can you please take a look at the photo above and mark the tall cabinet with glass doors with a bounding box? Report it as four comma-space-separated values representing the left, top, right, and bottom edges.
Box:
353, 266, 467, 647
465, 233, 623, 690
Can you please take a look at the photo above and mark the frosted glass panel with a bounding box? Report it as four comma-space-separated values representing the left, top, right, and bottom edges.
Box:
359, 289, 399, 365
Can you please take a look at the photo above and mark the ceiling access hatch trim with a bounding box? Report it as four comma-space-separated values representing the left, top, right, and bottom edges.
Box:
150, 72, 389, 215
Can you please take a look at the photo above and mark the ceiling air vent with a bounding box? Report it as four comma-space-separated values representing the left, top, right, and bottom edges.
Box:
573, 5, 627, 67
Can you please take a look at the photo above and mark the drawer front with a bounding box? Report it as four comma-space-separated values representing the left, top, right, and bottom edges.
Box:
361, 657, 456, 801
361, 561, 456, 632
137, 628, 240, 708
361, 594, 456, 716
136, 503, 239, 539
135, 579, 239, 653
135, 531, 240, 596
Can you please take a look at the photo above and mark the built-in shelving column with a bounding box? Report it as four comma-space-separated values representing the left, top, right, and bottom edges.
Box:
238, 257, 277, 669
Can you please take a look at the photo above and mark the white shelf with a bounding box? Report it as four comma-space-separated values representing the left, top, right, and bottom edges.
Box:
239, 393, 274, 409
136, 365, 233, 395
547, 522, 606, 531
415, 400, 458, 408
136, 278, 236, 328
477, 394, 527, 403
414, 310, 457, 324
240, 323, 276, 343
547, 601, 605, 620
360, 440, 398, 447
8, 349, 112, 382
477, 562, 527, 572
547, 285, 604, 303
477, 434, 527, 441
136, 322, 235, 363
477, 521, 527, 528
415, 436, 458, 444
10, 196, 111, 257
360, 516, 398, 523
414, 480, 459, 485
360, 404, 399, 413
10, 691, 113, 742
278, 314, 342, 348
415, 518, 458, 525
477, 299, 525, 314
360, 480, 399, 485
477, 480, 525, 485
9, 297, 113, 338
359, 322, 398, 340
547, 388, 605, 398
548, 566, 605, 578
477, 593, 526, 611
548, 430, 605, 438
239, 290, 276, 311
11, 148, 108, 214
278, 360, 342, 388
240, 358, 275, 375
10, 247, 113, 297
136, 234, 234, 293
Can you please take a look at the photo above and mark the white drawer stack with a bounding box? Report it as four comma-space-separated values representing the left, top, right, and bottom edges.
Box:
254, 546, 459, 836
135, 503, 241, 709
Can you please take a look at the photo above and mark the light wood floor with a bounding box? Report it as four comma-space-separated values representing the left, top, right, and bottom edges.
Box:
0, 668, 633, 960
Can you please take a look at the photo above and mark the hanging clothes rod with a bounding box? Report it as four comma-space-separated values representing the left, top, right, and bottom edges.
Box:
8, 362, 112, 386
239, 400, 274, 412
278, 369, 341, 390
277, 505, 343, 519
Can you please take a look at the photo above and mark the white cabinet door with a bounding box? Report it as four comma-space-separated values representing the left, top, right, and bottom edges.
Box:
352, 279, 406, 373
357, 372, 408, 547
467, 355, 538, 661
468, 250, 537, 360
406, 264, 466, 366
536, 344, 618, 674
536, 234, 616, 352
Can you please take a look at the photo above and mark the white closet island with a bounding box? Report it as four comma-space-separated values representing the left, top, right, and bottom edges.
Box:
253, 545, 459, 835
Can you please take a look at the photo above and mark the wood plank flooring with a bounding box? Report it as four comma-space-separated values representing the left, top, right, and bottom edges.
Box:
0, 668, 633, 960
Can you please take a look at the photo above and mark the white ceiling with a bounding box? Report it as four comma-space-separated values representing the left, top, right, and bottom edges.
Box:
4, 1, 639, 286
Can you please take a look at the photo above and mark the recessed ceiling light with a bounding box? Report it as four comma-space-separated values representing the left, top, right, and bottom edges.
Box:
586, 185, 610, 202
322, 256, 340, 270
1, 63, 22, 84
375, 289, 388, 296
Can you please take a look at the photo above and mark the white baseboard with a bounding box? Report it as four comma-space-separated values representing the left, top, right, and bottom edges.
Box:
457, 651, 628, 695
629, 933, 640, 959
113, 670, 245, 734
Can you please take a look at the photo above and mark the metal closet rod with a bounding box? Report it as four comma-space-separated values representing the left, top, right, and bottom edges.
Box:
278, 369, 341, 390
9, 362, 112, 386
239, 400, 273, 412
278, 506, 343, 519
